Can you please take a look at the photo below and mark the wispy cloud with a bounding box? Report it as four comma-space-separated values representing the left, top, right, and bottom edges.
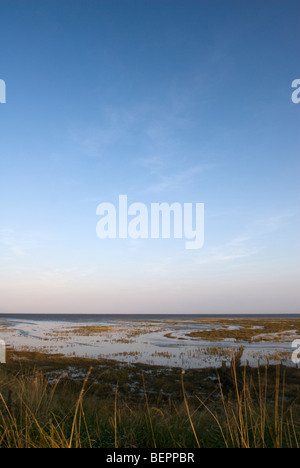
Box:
195, 209, 299, 267
196, 237, 260, 265
69, 83, 197, 161
250, 211, 297, 235
0, 265, 98, 287
144, 164, 213, 193
0, 229, 25, 257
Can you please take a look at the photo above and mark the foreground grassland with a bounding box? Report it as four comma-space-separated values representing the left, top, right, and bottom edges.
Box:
0, 349, 299, 448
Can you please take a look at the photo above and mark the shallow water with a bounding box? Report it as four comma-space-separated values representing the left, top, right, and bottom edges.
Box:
0, 314, 297, 369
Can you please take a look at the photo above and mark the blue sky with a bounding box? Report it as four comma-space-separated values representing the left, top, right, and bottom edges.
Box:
0, 0, 299, 314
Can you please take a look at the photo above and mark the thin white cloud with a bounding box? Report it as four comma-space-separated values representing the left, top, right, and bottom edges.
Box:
250, 211, 297, 235
0, 229, 26, 257
196, 237, 259, 265
144, 164, 214, 193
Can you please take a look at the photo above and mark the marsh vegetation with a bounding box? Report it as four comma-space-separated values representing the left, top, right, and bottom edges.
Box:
0, 348, 299, 448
